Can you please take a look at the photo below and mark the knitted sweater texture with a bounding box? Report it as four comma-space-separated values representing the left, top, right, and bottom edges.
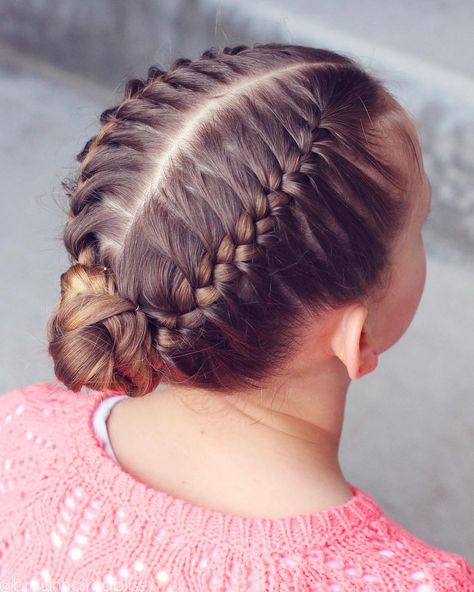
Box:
0, 382, 473, 591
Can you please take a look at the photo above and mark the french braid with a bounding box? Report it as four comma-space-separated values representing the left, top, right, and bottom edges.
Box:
47, 43, 415, 396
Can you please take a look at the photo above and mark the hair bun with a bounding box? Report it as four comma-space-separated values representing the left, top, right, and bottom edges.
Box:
46, 262, 163, 397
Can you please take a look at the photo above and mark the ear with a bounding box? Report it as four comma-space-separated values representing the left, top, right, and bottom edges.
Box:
330, 303, 379, 380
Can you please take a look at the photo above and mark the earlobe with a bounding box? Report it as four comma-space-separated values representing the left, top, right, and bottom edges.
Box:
354, 337, 379, 380
330, 303, 378, 380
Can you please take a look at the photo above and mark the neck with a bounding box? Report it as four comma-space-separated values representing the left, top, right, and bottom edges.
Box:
132, 357, 354, 512
107, 357, 354, 518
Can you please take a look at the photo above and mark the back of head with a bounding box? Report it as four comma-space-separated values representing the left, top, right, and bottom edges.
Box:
46, 43, 416, 397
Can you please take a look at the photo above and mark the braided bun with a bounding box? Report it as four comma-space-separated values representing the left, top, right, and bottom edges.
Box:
47, 43, 417, 396
47, 249, 163, 397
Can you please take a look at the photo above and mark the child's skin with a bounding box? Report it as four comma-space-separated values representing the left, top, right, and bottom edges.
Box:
106, 106, 432, 519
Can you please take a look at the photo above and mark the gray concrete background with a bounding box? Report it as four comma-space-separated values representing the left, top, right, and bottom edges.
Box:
1, 0, 474, 260
0, 0, 473, 562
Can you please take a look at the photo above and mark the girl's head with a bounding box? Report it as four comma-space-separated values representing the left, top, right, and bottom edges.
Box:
47, 43, 428, 398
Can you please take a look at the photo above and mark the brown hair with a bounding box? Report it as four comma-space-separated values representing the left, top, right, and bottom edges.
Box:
46, 43, 418, 398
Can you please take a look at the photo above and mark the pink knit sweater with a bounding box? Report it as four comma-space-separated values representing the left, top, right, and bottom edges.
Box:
1, 382, 473, 591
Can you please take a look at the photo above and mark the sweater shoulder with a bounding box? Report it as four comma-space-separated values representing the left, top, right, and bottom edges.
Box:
0, 381, 105, 414
356, 507, 474, 590
0, 381, 103, 443
0, 381, 106, 495
0, 381, 111, 427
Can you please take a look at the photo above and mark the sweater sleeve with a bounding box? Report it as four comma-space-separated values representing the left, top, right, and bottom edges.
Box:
0, 383, 77, 548
454, 556, 474, 587
0, 386, 33, 549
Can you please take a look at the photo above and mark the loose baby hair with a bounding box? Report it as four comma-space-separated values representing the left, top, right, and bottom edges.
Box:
46, 42, 419, 398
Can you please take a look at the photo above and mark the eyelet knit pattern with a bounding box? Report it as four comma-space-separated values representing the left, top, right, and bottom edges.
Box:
1, 382, 473, 591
